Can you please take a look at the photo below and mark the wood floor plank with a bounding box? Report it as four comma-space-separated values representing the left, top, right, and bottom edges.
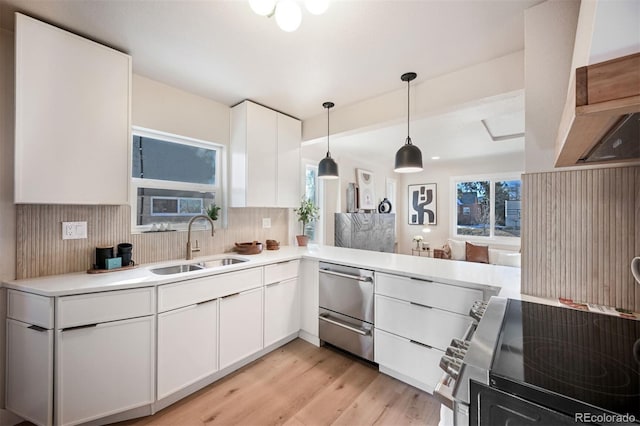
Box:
119, 339, 441, 426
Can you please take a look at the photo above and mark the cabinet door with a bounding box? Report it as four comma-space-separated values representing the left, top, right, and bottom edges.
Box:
299, 259, 319, 340
276, 113, 301, 207
15, 14, 130, 204
264, 278, 300, 347
56, 316, 154, 426
246, 102, 277, 207
219, 287, 264, 369
157, 301, 218, 400
6, 319, 53, 426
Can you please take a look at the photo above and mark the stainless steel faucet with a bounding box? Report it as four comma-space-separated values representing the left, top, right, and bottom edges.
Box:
186, 215, 215, 260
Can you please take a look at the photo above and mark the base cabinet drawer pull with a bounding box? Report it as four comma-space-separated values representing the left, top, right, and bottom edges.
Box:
410, 277, 434, 283
222, 292, 240, 299
319, 314, 370, 336
197, 298, 217, 305
410, 301, 433, 309
62, 323, 98, 332
409, 339, 433, 349
27, 324, 48, 332
320, 269, 373, 282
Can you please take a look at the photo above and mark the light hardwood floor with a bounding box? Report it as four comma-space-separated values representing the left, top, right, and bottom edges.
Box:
121, 338, 442, 426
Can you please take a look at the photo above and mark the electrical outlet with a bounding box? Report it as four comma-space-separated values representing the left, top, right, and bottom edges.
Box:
62, 221, 87, 240
262, 218, 271, 229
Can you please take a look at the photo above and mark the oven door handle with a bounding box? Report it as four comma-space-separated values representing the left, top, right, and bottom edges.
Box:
319, 269, 372, 282
433, 372, 455, 410
318, 313, 371, 336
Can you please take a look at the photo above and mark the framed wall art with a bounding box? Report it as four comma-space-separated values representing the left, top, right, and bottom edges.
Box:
356, 168, 376, 210
408, 183, 437, 225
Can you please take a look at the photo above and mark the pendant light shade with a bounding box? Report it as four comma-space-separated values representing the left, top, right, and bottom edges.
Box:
394, 72, 423, 173
318, 101, 339, 179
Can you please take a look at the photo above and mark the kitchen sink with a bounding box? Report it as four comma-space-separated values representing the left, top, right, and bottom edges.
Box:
150, 257, 248, 275
194, 258, 247, 268
151, 264, 204, 275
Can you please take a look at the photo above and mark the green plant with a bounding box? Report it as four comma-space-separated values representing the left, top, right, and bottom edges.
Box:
294, 198, 320, 236
206, 203, 221, 221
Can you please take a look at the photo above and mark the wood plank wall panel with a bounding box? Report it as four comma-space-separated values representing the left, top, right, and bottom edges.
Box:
16, 206, 289, 279
521, 166, 639, 312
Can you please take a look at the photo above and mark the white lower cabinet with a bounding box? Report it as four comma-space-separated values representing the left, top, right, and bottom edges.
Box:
264, 278, 299, 347
219, 286, 264, 369
56, 315, 155, 426
6, 319, 53, 426
299, 259, 319, 342
157, 300, 218, 400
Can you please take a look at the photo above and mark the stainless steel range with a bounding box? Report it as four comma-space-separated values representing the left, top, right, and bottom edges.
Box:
318, 262, 375, 361
435, 297, 640, 426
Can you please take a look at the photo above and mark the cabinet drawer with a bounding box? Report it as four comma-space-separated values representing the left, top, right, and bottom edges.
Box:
56, 287, 154, 329
374, 328, 444, 393
8, 290, 54, 329
376, 272, 483, 315
158, 267, 263, 313
375, 295, 473, 351
264, 260, 299, 284
264, 260, 300, 285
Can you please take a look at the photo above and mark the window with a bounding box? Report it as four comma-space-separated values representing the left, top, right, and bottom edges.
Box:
304, 164, 319, 242
131, 128, 223, 231
452, 174, 521, 241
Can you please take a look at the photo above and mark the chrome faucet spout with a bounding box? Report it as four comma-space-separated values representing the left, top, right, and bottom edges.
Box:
186, 215, 216, 260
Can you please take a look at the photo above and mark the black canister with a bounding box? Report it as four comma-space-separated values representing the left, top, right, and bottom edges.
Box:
95, 246, 114, 270
117, 243, 133, 266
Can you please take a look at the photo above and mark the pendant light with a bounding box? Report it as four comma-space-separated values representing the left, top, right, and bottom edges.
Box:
318, 101, 339, 179
394, 72, 423, 173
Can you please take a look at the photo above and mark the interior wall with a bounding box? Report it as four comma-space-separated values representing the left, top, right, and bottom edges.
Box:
0, 28, 15, 412
132, 74, 230, 145
397, 152, 525, 255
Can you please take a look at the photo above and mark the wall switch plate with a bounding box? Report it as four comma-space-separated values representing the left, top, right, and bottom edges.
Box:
62, 221, 87, 240
262, 218, 271, 229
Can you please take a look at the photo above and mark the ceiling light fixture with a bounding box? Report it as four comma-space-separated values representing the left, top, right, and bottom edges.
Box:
394, 72, 423, 173
249, 0, 328, 32
318, 101, 338, 179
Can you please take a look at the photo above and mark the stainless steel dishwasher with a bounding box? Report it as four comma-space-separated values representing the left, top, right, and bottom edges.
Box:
318, 262, 375, 361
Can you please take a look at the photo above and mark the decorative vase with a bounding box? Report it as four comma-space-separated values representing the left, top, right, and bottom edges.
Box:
296, 235, 310, 247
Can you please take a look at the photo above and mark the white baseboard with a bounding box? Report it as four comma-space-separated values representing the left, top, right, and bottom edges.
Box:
0, 409, 24, 426
298, 330, 320, 347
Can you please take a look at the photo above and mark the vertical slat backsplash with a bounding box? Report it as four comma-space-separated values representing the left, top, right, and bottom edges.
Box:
521, 166, 639, 312
16, 205, 290, 279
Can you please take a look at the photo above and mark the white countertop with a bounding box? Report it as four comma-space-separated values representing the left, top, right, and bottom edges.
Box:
3, 245, 521, 298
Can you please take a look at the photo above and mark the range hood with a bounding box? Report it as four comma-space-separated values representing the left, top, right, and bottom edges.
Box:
555, 52, 640, 167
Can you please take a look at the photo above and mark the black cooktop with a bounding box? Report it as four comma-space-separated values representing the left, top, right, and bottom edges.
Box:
490, 300, 640, 422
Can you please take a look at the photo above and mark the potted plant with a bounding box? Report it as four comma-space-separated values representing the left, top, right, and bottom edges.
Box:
294, 197, 319, 247
206, 203, 221, 221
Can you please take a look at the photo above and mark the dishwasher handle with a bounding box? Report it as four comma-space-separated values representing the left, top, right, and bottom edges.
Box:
319, 269, 372, 283
319, 313, 371, 336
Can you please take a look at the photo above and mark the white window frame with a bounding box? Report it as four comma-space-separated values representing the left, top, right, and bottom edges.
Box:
130, 126, 226, 233
449, 172, 522, 247
302, 163, 323, 244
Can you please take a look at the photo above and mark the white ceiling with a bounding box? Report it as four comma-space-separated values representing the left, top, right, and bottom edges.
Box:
301, 90, 525, 166
0, 0, 540, 121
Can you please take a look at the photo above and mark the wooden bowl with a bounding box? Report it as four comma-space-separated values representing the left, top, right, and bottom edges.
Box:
266, 240, 280, 250
234, 241, 263, 255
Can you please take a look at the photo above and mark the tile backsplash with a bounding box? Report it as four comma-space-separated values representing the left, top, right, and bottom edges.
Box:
16, 205, 290, 279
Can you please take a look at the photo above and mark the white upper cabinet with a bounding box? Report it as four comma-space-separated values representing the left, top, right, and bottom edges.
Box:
14, 13, 131, 204
230, 101, 301, 208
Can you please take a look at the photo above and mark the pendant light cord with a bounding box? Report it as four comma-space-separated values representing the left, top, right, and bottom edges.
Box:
407, 78, 411, 145
327, 105, 330, 156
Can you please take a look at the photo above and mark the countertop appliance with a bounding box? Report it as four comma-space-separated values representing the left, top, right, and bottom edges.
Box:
436, 297, 640, 425
318, 262, 375, 361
